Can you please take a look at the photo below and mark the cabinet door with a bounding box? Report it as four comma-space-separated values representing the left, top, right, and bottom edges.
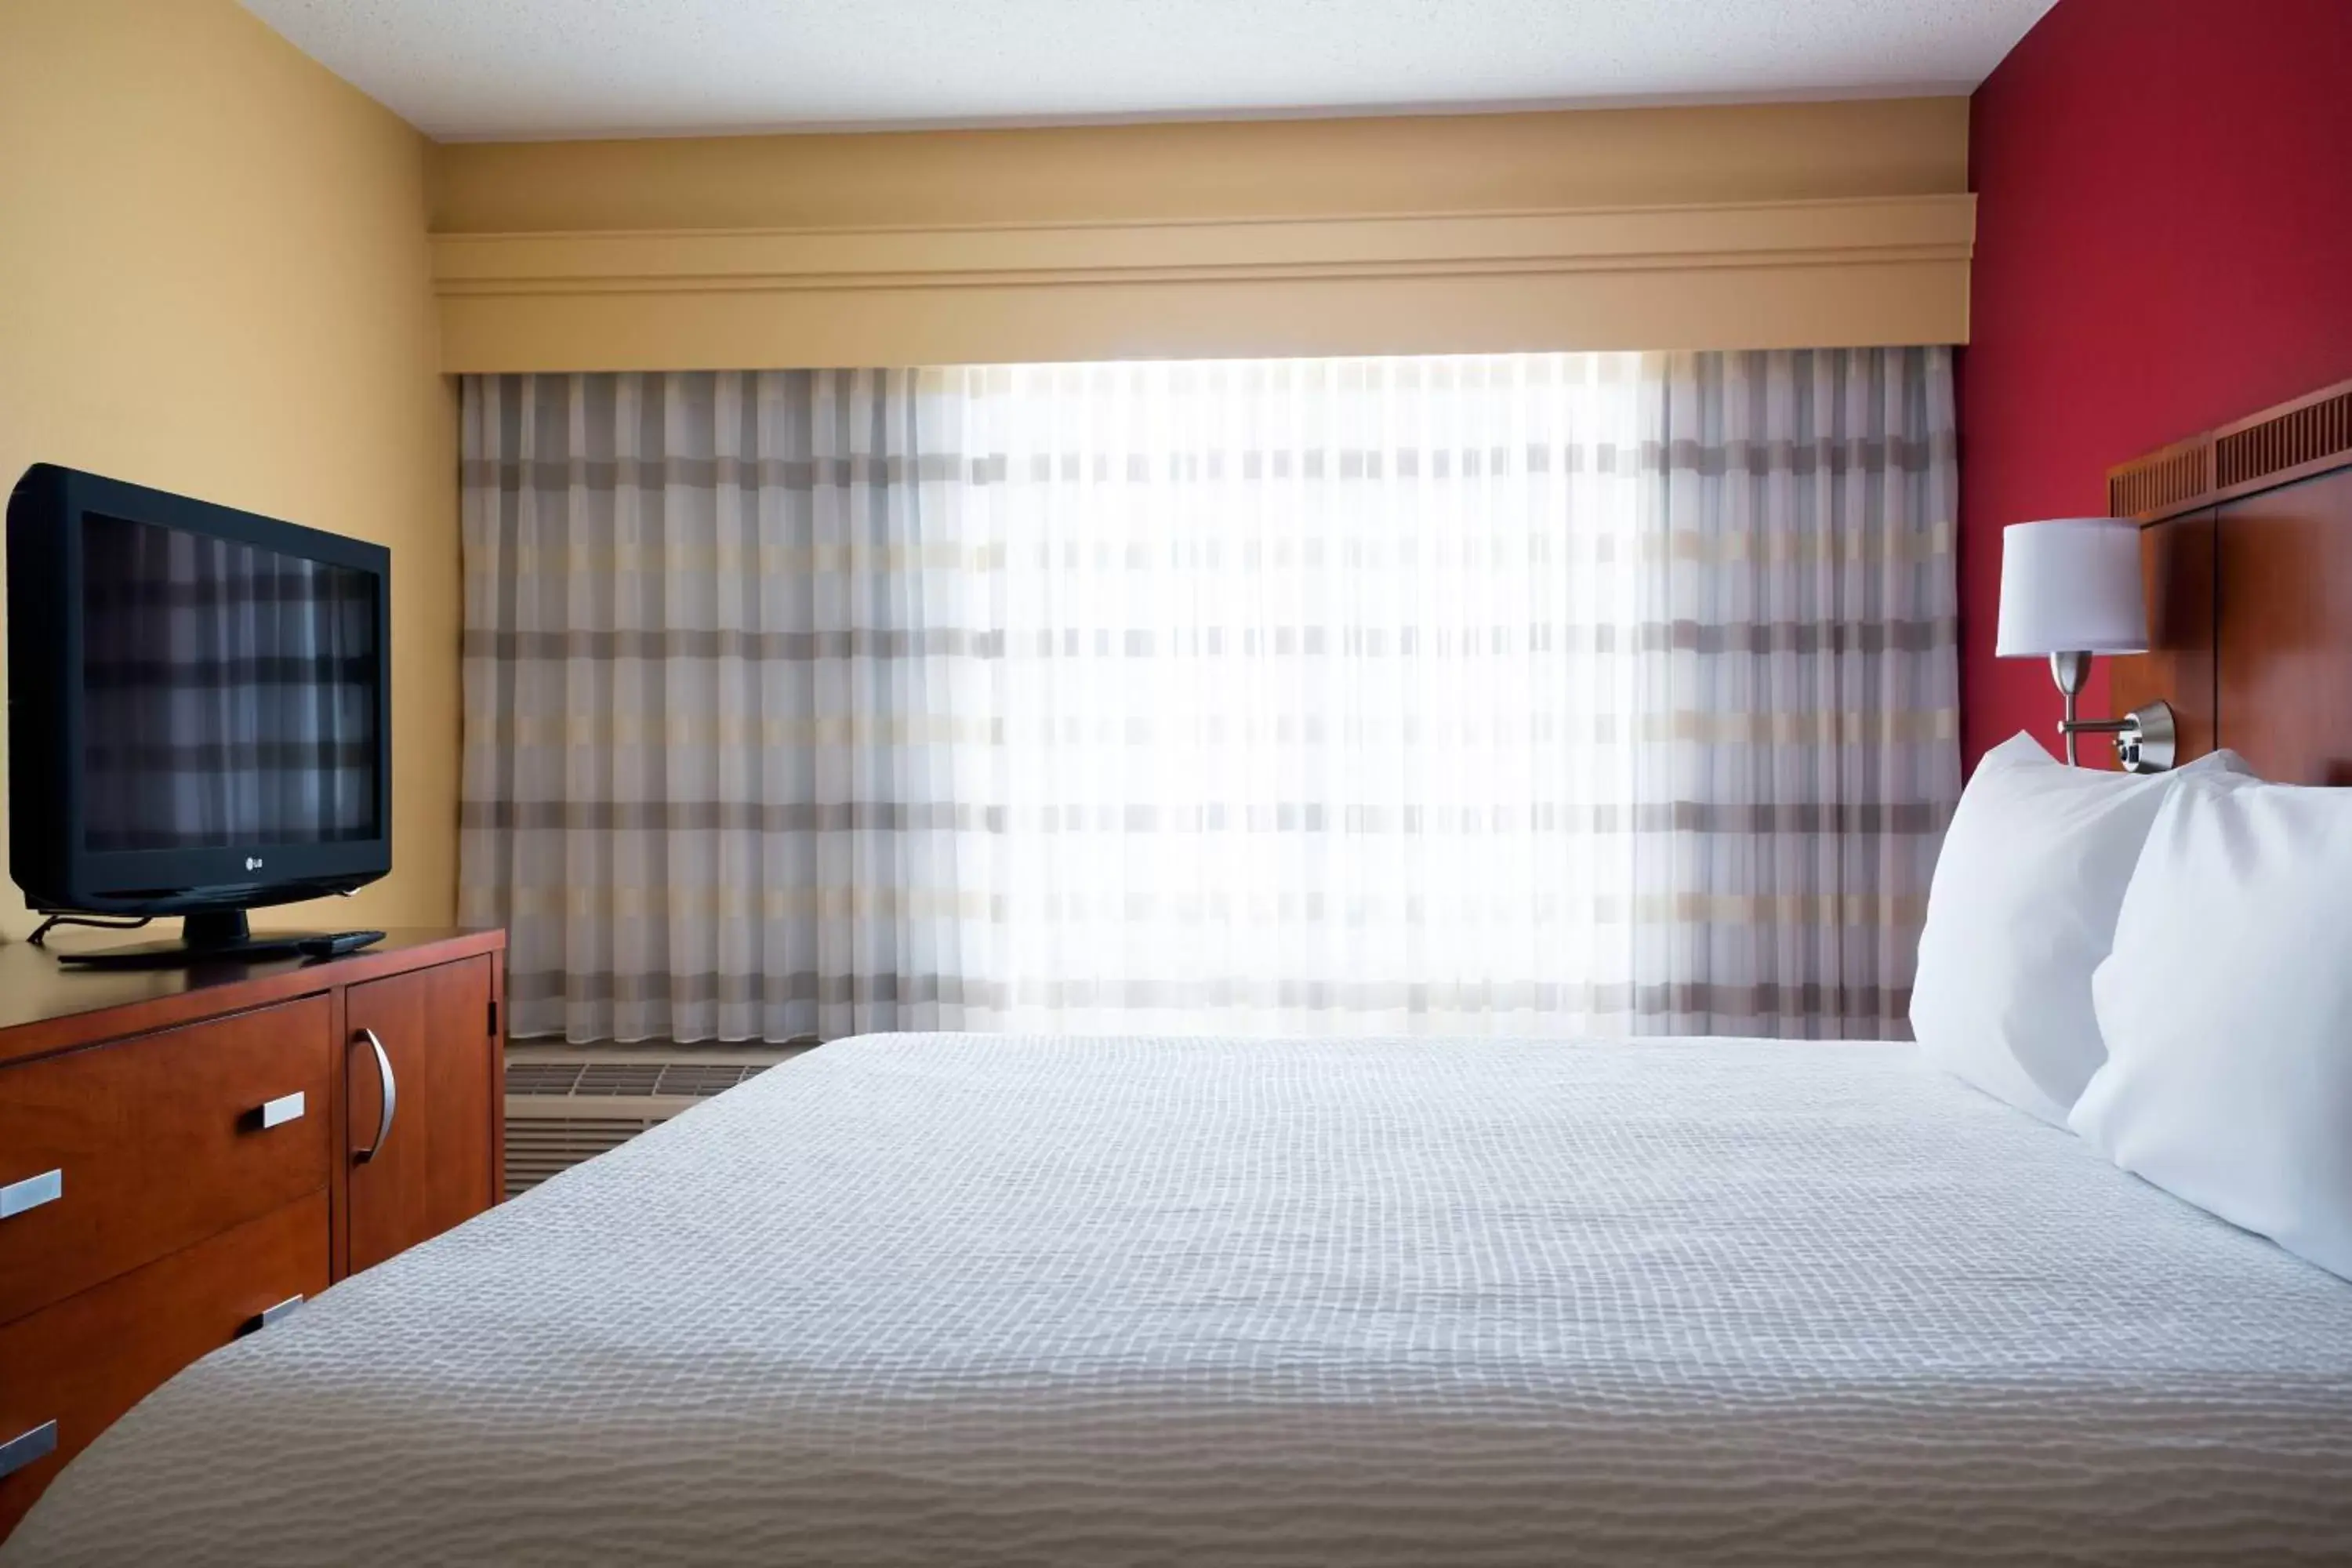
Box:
344, 956, 499, 1276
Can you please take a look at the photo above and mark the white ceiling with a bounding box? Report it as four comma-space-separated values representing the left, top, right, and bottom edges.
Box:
240, 0, 2058, 142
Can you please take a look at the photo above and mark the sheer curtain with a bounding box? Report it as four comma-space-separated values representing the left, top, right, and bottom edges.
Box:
954, 355, 1646, 1034
462, 350, 1955, 1044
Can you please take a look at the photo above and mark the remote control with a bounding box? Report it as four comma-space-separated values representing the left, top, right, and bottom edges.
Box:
296, 930, 387, 959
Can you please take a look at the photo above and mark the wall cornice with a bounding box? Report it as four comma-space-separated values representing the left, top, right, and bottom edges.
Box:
433, 193, 1973, 370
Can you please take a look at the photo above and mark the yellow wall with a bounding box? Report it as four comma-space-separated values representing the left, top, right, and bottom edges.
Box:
428, 98, 1974, 371
0, 0, 455, 941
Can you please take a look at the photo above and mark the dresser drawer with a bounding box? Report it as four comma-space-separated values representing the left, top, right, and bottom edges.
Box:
0, 1191, 327, 1540
0, 996, 331, 1326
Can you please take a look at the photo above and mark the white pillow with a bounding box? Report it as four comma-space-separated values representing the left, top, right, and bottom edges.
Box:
1910, 732, 2245, 1126
2074, 776, 2352, 1279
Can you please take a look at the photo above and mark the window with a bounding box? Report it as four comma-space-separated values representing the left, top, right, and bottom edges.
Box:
463, 349, 1955, 1044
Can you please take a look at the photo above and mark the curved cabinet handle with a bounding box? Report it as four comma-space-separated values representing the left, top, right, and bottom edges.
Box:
352, 1028, 397, 1164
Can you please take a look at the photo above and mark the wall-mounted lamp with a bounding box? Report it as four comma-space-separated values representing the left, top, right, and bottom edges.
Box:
1995, 518, 2176, 772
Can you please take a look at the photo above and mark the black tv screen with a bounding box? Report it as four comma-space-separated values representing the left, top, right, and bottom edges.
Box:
79, 511, 382, 853
9, 464, 391, 920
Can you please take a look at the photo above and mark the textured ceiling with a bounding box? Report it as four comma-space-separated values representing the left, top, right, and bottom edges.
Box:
240, 0, 2057, 141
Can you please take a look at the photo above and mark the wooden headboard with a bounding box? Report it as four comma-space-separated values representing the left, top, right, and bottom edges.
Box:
2107, 377, 2352, 784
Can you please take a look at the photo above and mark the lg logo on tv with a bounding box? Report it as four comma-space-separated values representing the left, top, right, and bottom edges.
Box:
245, 856, 265, 872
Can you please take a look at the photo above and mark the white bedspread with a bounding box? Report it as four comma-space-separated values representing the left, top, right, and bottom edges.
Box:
11, 1035, 2352, 1566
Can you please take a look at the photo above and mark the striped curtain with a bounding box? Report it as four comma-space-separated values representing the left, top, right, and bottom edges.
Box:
461, 350, 1955, 1044
1635, 350, 1958, 1036
459, 371, 998, 1045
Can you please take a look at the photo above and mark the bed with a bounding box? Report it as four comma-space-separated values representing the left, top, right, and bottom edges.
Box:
7, 1032, 2350, 1566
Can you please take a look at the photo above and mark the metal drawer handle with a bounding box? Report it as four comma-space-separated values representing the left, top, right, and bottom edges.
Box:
241, 1295, 306, 1336
256, 1091, 307, 1130
353, 1028, 397, 1163
0, 1168, 62, 1220
0, 1420, 58, 1481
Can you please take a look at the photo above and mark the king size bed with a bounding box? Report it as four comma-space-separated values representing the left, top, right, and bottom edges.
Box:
8, 1033, 2351, 1566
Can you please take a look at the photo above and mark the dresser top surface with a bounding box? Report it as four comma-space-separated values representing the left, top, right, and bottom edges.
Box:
0, 928, 503, 1058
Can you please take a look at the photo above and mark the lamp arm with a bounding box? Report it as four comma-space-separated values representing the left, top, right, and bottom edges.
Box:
2038, 648, 2176, 772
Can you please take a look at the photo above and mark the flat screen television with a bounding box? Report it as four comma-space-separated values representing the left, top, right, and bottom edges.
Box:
7, 464, 390, 964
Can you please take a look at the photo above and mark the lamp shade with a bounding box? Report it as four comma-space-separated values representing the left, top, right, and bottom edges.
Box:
1994, 518, 2148, 657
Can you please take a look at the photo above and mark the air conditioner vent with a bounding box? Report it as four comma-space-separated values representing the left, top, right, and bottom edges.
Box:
506, 1059, 771, 1099
2216, 387, 2352, 490
503, 1052, 783, 1199
506, 1115, 667, 1199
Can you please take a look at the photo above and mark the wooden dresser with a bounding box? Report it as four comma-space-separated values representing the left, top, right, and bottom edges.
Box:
0, 927, 506, 1539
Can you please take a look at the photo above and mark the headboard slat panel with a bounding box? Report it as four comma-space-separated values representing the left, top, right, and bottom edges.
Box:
2107, 376, 2352, 783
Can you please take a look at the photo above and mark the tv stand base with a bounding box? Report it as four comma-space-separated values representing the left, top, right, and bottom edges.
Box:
52, 912, 384, 969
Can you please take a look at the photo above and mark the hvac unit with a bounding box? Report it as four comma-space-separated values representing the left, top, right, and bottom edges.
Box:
503, 1050, 796, 1199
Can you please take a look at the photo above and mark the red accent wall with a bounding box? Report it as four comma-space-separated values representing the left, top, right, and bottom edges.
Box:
1962, 0, 2352, 771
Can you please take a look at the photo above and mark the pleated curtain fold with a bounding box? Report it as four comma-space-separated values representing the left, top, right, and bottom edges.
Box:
1635, 349, 1959, 1036
460, 370, 1000, 1045
461, 350, 1955, 1044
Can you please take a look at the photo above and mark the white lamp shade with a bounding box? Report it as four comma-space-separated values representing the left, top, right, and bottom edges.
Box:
1994, 518, 2148, 657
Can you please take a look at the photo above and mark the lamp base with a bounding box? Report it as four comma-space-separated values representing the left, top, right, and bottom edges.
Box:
2049, 652, 2092, 765
2049, 650, 2092, 699
2114, 701, 2176, 774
